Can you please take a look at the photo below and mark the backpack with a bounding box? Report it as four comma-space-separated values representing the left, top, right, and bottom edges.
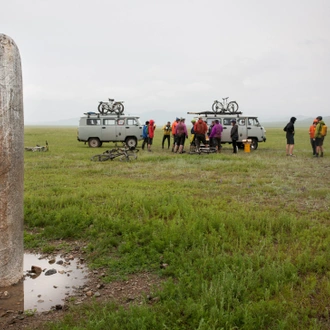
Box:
321, 124, 327, 137
283, 124, 288, 132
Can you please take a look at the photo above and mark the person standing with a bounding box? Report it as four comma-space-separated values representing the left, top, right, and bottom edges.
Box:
171, 117, 179, 152
162, 121, 171, 149
209, 119, 223, 153
284, 117, 296, 156
230, 119, 239, 153
193, 117, 208, 152
190, 118, 196, 151
309, 119, 318, 156
207, 120, 215, 147
141, 121, 149, 150
174, 118, 188, 154
147, 120, 156, 152
314, 116, 326, 157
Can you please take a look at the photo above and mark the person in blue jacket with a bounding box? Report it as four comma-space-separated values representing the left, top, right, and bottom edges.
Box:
141, 121, 149, 150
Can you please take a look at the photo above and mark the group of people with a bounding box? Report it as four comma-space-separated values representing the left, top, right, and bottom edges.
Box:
158, 116, 239, 154
285, 116, 327, 157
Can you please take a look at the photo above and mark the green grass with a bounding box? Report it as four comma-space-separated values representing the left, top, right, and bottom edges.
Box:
23, 127, 330, 329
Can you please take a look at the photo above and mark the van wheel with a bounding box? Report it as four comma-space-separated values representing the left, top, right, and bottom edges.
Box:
88, 138, 102, 148
250, 138, 258, 150
125, 137, 137, 149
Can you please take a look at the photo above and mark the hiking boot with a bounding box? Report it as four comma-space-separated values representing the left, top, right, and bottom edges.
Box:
321, 152, 324, 157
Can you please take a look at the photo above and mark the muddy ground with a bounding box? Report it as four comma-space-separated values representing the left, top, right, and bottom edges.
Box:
0, 245, 164, 330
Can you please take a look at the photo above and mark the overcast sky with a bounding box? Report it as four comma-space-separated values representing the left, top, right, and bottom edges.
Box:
2, 0, 330, 124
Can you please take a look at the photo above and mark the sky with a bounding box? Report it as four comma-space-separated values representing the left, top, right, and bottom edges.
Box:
2, 0, 330, 125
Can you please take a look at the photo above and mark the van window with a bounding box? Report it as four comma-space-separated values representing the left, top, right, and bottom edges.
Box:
117, 119, 125, 125
223, 118, 235, 126
248, 118, 260, 126
87, 119, 100, 125
127, 118, 138, 125
238, 119, 245, 126
103, 119, 116, 125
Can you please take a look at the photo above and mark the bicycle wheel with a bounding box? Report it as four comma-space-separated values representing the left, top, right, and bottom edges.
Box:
120, 152, 137, 161
227, 101, 239, 113
98, 103, 107, 114
91, 154, 110, 162
212, 101, 223, 113
113, 102, 124, 114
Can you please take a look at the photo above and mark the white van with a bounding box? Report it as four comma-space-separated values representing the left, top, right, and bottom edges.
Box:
190, 112, 266, 150
77, 112, 143, 148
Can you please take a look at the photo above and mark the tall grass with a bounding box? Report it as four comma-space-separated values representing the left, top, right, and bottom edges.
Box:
24, 126, 330, 329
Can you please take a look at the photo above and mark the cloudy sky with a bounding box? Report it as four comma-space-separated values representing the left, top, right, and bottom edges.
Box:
2, 0, 330, 124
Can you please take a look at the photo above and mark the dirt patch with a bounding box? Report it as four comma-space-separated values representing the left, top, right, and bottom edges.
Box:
0, 246, 164, 330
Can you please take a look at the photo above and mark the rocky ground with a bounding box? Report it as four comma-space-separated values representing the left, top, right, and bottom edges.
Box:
0, 245, 164, 330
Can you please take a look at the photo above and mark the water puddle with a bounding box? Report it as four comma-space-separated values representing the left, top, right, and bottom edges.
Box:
0, 253, 88, 313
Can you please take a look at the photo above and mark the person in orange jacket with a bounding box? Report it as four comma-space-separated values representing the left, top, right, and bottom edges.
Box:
309, 119, 318, 156
193, 117, 208, 152
171, 117, 179, 152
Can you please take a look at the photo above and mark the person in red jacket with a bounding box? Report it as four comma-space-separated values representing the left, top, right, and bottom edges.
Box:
147, 119, 156, 152
309, 119, 318, 156
193, 117, 208, 152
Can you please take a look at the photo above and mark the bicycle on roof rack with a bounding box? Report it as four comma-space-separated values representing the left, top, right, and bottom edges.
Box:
212, 97, 239, 113
91, 143, 138, 162
98, 98, 125, 115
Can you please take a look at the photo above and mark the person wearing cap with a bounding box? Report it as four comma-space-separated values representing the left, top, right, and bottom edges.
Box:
171, 117, 180, 152
162, 121, 171, 149
174, 118, 188, 153
193, 117, 208, 152
230, 119, 238, 153
314, 116, 326, 157
309, 119, 318, 156
284, 117, 296, 156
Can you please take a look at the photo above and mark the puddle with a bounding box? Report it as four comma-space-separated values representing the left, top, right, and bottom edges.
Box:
0, 253, 88, 313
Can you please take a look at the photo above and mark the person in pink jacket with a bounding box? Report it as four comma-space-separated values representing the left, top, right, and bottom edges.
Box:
148, 119, 156, 152
174, 118, 188, 154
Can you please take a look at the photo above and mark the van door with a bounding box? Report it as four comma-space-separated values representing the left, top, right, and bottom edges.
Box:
247, 117, 262, 140
237, 117, 248, 141
101, 118, 117, 142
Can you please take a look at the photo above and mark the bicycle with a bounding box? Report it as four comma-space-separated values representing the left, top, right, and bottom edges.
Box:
212, 97, 239, 113
91, 144, 138, 162
98, 98, 125, 115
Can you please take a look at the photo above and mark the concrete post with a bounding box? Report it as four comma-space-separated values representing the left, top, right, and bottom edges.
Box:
0, 34, 24, 287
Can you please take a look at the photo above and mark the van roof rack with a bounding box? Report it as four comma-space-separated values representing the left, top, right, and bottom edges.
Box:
187, 111, 242, 116
84, 112, 126, 118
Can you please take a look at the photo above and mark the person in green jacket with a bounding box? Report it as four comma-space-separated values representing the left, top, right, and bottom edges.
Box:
314, 116, 326, 157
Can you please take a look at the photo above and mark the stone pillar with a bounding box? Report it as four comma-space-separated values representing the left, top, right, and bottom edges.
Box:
0, 34, 24, 287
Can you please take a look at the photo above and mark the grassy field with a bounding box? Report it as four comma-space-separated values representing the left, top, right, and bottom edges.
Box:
23, 126, 330, 329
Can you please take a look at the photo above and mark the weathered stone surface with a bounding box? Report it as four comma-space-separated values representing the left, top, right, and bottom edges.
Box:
0, 34, 24, 287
